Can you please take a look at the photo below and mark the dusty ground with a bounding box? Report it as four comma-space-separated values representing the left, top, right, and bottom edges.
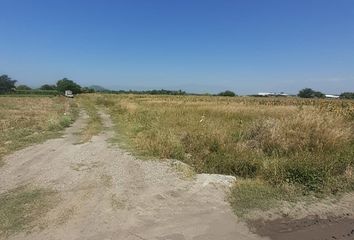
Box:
0, 111, 263, 240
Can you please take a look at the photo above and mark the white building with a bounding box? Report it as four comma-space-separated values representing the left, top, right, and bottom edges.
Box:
257, 92, 275, 96
325, 94, 339, 99
65, 90, 74, 98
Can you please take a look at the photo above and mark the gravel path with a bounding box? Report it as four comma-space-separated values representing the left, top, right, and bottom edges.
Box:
0, 111, 264, 240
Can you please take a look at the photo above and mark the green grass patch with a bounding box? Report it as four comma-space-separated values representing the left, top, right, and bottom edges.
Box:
229, 179, 299, 217
0, 186, 58, 237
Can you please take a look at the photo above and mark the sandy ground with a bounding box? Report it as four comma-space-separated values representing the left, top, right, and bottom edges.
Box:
0, 111, 264, 240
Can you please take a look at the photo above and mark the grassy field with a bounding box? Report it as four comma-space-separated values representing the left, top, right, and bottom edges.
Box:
1, 94, 353, 217
0, 96, 78, 166
89, 93, 354, 216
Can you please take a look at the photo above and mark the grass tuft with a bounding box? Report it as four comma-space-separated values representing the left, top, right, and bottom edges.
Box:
0, 186, 57, 237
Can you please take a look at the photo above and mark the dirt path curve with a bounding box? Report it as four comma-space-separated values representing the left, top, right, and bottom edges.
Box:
0, 111, 266, 240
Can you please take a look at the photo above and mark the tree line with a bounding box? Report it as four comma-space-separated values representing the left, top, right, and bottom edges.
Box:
297, 88, 354, 99
0, 75, 93, 94
1, 74, 353, 99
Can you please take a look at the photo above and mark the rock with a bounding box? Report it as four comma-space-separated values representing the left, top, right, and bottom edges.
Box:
196, 173, 236, 188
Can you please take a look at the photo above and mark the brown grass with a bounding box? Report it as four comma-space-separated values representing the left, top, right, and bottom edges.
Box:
84, 94, 354, 214
0, 96, 78, 165
77, 95, 103, 142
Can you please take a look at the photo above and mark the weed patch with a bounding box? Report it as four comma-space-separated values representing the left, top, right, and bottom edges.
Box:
0, 186, 57, 237
77, 95, 103, 142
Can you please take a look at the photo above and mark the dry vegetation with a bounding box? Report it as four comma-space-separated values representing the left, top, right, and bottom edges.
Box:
0, 96, 78, 165
0, 96, 77, 237
0, 186, 57, 237
1, 94, 353, 218
77, 95, 103, 142
91, 94, 354, 215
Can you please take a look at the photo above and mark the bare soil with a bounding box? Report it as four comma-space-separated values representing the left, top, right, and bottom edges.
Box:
251, 214, 354, 240
0, 111, 261, 240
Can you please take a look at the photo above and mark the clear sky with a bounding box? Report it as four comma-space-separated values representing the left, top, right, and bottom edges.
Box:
0, 0, 353, 94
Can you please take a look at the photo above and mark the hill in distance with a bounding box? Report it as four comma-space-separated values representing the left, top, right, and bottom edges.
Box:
89, 85, 108, 92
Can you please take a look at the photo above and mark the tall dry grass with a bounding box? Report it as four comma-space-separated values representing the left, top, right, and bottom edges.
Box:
91, 94, 354, 196
0, 96, 78, 164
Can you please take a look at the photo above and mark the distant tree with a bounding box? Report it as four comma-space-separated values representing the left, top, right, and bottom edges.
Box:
0, 74, 17, 93
56, 78, 81, 94
340, 92, 354, 99
217, 90, 236, 97
81, 87, 95, 93
298, 88, 325, 98
40, 84, 57, 90
16, 85, 32, 90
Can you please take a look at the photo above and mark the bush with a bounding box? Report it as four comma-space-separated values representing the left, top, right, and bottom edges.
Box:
217, 90, 236, 97
298, 88, 325, 98
340, 92, 354, 99
11, 90, 58, 96
59, 116, 73, 128
16, 85, 31, 90
40, 84, 57, 91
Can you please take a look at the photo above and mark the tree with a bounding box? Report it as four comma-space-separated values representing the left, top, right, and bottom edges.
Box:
16, 85, 31, 90
56, 78, 81, 94
217, 90, 236, 97
340, 92, 354, 99
298, 88, 325, 98
81, 87, 95, 93
40, 84, 57, 90
0, 74, 17, 93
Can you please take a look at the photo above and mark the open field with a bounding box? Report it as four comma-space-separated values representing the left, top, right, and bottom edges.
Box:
89, 94, 354, 215
0, 105, 260, 240
0, 96, 78, 166
1, 94, 354, 239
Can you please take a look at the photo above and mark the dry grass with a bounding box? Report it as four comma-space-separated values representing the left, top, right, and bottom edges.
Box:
0, 186, 58, 237
0, 96, 78, 165
246, 110, 352, 155
77, 95, 103, 142
85, 94, 354, 214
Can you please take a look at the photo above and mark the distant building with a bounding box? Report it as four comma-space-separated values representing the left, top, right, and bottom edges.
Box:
257, 92, 289, 97
325, 94, 339, 99
65, 90, 74, 98
257, 92, 275, 96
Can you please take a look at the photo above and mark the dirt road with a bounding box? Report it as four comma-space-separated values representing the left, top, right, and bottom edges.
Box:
0, 111, 264, 240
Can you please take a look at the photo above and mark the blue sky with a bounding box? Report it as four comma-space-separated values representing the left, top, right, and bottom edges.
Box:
0, 0, 353, 94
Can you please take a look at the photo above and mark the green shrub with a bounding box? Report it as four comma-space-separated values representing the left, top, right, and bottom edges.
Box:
11, 90, 58, 96
59, 116, 72, 128
229, 179, 286, 216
